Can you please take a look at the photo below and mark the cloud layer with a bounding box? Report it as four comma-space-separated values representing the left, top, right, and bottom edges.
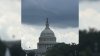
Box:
79, 0, 100, 30
0, 0, 78, 50
0, 0, 21, 41
22, 0, 78, 28
80, 0, 100, 2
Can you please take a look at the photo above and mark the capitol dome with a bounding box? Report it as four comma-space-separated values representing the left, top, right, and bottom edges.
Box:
40, 27, 55, 37
40, 18, 55, 37
35, 18, 57, 56
39, 18, 56, 43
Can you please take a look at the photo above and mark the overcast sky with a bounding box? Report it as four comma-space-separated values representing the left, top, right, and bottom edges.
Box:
79, 0, 100, 30
1, 0, 100, 50
21, 0, 79, 49
0, 0, 79, 50
22, 0, 78, 28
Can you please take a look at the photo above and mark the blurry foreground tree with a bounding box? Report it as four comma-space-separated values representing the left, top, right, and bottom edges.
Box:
79, 28, 100, 56
0, 40, 6, 56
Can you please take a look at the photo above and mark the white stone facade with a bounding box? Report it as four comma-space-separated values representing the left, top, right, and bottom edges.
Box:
34, 18, 57, 56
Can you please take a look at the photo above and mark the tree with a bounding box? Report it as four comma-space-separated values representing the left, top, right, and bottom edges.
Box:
45, 43, 78, 56
79, 28, 100, 56
0, 40, 6, 56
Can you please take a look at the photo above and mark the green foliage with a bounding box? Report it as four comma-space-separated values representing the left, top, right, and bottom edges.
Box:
45, 43, 78, 56
79, 29, 100, 51
0, 40, 6, 56
79, 28, 100, 56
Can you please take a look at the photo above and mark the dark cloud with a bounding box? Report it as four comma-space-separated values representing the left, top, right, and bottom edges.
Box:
22, 0, 78, 28
79, 0, 100, 2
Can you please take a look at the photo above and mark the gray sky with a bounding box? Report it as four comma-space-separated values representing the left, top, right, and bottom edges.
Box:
21, 0, 79, 49
22, 0, 78, 28
79, 0, 100, 30
0, 0, 78, 50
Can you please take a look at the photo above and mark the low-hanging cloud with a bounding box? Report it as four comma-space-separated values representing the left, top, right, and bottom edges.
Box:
79, 1, 100, 30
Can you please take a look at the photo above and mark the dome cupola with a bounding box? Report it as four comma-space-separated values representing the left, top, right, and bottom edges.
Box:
40, 18, 55, 37
38, 18, 56, 50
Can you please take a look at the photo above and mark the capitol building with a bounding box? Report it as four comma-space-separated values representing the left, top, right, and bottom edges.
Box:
34, 18, 57, 56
